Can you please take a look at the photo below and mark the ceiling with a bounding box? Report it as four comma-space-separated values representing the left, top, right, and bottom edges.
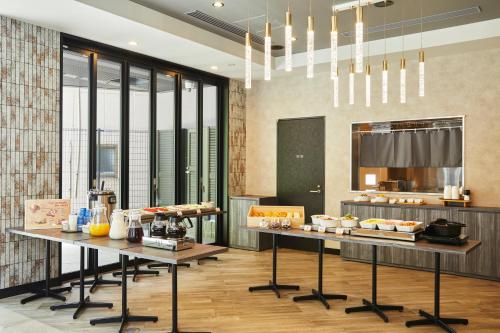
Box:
131, 0, 500, 54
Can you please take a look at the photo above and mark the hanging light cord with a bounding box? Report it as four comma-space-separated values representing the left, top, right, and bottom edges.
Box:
401, 0, 405, 57
420, 0, 423, 49
383, 0, 387, 57
266, 0, 269, 22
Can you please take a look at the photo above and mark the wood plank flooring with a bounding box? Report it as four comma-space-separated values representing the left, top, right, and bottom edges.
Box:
1, 248, 499, 332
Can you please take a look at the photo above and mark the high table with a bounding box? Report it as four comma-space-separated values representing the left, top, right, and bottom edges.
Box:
8, 228, 227, 333
248, 227, 480, 333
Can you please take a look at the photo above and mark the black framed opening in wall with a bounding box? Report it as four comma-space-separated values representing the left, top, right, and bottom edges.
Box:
59, 34, 229, 278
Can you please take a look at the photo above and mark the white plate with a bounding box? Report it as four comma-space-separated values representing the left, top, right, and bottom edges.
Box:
377, 223, 396, 231
359, 221, 378, 229
396, 222, 424, 233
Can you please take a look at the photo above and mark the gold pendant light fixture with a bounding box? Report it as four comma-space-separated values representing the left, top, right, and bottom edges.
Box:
331, 3, 338, 80
400, 0, 406, 104
419, 0, 425, 97
307, 0, 315, 79
382, 0, 388, 104
264, 0, 271, 81
245, 0, 252, 89
285, 4, 292, 72
243, 0, 426, 106
355, 1, 364, 73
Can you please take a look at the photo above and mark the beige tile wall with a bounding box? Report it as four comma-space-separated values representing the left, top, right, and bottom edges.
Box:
228, 79, 246, 196
0, 16, 60, 289
246, 45, 500, 216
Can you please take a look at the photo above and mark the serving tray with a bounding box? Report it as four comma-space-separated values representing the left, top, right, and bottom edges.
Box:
350, 228, 422, 242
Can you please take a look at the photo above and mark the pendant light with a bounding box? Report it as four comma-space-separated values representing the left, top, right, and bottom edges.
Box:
365, 6, 370, 107
330, 1, 338, 80
400, 0, 406, 104
419, 0, 425, 97
307, 0, 315, 79
264, 0, 271, 81
355, 1, 363, 73
285, 4, 292, 72
333, 69, 339, 108
349, 63, 355, 105
382, 0, 388, 104
245, 1, 252, 89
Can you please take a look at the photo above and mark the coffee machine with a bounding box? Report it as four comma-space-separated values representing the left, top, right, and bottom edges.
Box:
88, 182, 116, 220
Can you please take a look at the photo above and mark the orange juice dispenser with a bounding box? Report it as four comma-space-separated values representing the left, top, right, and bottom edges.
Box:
89, 204, 111, 236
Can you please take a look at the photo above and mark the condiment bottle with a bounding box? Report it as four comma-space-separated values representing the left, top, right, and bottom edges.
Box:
127, 209, 144, 243
109, 209, 127, 240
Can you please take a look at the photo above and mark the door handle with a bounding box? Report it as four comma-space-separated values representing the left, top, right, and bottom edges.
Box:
309, 189, 322, 193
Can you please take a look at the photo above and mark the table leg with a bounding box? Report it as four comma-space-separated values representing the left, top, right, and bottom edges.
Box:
70, 249, 121, 293
51, 246, 113, 319
20, 239, 72, 304
90, 255, 158, 333
293, 239, 347, 309
168, 264, 211, 333
345, 245, 403, 321
405, 252, 468, 333
113, 256, 160, 282
249, 233, 300, 298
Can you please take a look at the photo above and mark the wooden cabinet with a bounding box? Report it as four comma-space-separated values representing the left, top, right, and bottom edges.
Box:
229, 196, 276, 251
341, 201, 500, 280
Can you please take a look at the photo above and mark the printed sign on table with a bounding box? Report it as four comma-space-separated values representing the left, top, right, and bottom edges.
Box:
24, 199, 71, 230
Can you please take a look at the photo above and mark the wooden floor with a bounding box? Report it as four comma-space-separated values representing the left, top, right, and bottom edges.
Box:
1, 248, 499, 333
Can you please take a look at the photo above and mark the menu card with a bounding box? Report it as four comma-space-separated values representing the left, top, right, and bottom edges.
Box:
24, 199, 71, 230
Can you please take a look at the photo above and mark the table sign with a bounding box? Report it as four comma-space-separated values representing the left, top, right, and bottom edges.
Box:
317, 226, 326, 233
336, 227, 345, 235
25, 199, 71, 230
304, 225, 312, 231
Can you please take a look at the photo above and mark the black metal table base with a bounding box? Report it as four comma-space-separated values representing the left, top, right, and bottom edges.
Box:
293, 239, 346, 309
71, 249, 121, 293
345, 245, 403, 322
51, 247, 113, 319
51, 296, 113, 319
406, 252, 468, 333
346, 298, 403, 322
91, 255, 157, 333
293, 288, 347, 310
249, 280, 300, 299
249, 234, 300, 299
197, 256, 218, 264
148, 262, 190, 273
113, 257, 159, 282
406, 310, 468, 333
20, 239, 72, 304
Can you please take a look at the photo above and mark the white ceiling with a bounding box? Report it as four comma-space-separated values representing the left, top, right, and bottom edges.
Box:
0, 0, 499, 80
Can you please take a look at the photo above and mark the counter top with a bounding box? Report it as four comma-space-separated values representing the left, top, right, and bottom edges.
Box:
230, 195, 276, 199
342, 200, 500, 213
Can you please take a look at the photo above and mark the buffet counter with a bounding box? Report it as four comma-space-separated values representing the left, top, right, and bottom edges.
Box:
340, 200, 500, 280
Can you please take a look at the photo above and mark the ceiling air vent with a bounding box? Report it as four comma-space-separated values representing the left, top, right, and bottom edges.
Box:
186, 10, 265, 45
342, 6, 482, 37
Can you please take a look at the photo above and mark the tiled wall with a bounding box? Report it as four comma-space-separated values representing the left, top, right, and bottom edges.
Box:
228, 80, 246, 196
0, 16, 60, 289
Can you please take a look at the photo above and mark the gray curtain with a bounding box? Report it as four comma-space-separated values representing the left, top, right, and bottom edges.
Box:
412, 131, 431, 167
360, 134, 377, 167
393, 132, 412, 167
375, 133, 394, 167
448, 128, 463, 167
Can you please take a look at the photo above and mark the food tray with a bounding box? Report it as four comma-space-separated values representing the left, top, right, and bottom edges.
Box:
351, 228, 422, 242
247, 205, 304, 229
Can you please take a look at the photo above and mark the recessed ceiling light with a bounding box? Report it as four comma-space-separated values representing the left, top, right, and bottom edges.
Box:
291, 36, 297, 42
210, 65, 219, 70
212, 0, 224, 8
271, 45, 284, 51
128, 41, 138, 46
374, 0, 394, 8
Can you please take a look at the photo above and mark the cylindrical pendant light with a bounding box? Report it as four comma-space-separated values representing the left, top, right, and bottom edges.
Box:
245, 32, 252, 89
355, 5, 364, 73
419, 50, 425, 97
365, 66, 371, 107
400, 58, 406, 104
418, 0, 425, 97
349, 63, 355, 105
307, 11, 315, 78
333, 69, 339, 108
381, 0, 388, 104
382, 59, 388, 104
264, 22, 271, 81
330, 13, 338, 80
285, 7, 292, 72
